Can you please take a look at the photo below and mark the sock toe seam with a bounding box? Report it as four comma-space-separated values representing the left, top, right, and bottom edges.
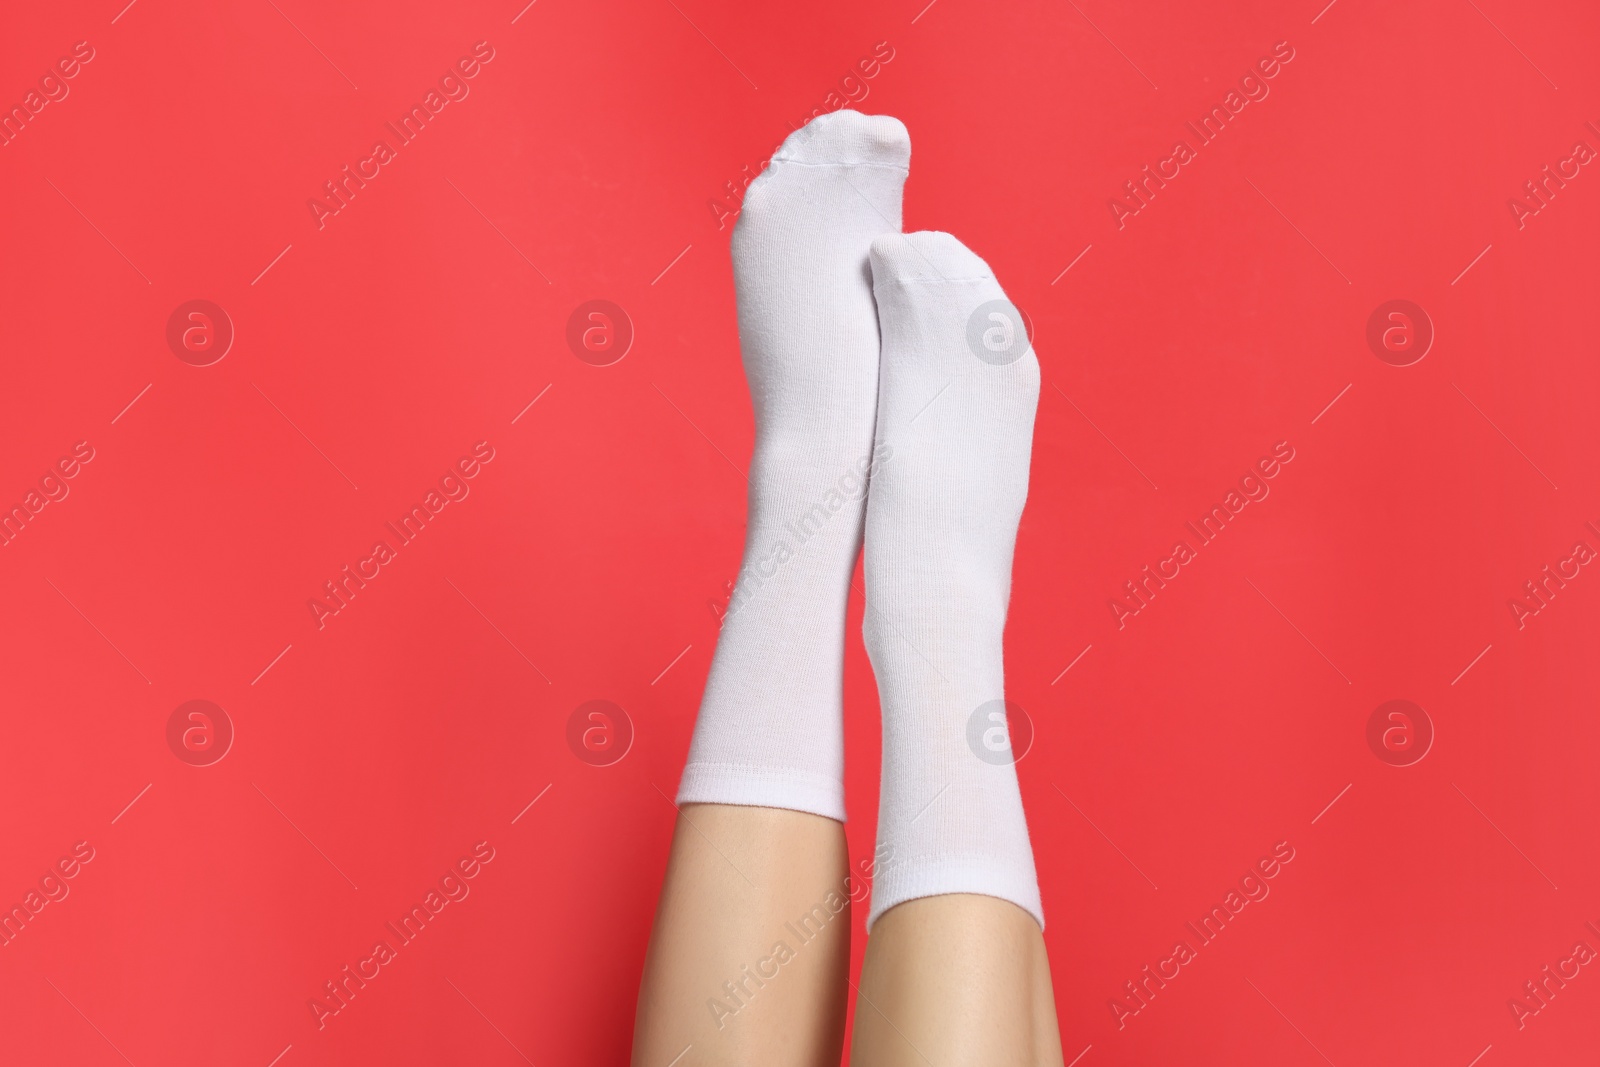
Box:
876, 274, 993, 284
769, 158, 909, 172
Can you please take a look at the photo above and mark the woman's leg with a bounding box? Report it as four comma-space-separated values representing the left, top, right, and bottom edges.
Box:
851, 231, 1061, 1064
631, 804, 851, 1067
632, 111, 911, 1067
851, 895, 1064, 1067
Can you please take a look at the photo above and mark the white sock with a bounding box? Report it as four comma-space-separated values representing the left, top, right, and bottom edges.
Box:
862, 231, 1044, 929
677, 110, 911, 822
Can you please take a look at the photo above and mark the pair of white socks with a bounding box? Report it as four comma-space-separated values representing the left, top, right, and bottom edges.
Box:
676, 110, 1043, 930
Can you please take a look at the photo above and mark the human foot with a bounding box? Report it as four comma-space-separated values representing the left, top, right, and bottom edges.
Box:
678, 111, 911, 822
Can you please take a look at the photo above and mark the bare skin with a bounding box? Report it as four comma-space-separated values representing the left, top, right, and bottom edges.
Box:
632, 804, 852, 1067
632, 807, 1064, 1067
851, 894, 1065, 1067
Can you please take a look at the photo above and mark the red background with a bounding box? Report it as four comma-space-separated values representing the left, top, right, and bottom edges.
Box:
2, 0, 1597, 1064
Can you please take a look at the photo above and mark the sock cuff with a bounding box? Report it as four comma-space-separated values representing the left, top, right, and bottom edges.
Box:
676, 761, 847, 823
866, 851, 1044, 932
